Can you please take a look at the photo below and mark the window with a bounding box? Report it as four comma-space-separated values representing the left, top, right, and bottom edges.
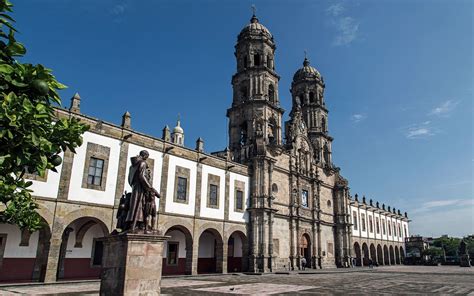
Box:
352, 211, 358, 230
382, 219, 386, 235
177, 177, 187, 201
361, 214, 366, 232
91, 239, 104, 266
309, 92, 316, 103
236, 190, 243, 210
87, 157, 104, 186
301, 190, 309, 208
243, 56, 248, 68
393, 222, 397, 237
404, 225, 407, 238
321, 117, 326, 132
167, 242, 179, 265
369, 215, 373, 233
209, 184, 218, 207
268, 84, 275, 102
388, 221, 391, 236
254, 53, 261, 66
267, 56, 272, 69
376, 218, 380, 234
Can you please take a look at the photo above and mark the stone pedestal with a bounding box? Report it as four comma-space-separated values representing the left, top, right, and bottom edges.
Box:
99, 233, 169, 296
460, 254, 471, 267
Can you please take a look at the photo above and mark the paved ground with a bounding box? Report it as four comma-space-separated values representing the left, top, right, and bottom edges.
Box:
0, 266, 473, 295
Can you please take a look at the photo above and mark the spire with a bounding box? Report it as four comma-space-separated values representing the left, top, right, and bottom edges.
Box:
121, 111, 131, 129
162, 125, 171, 141
69, 92, 81, 113
250, 4, 258, 23
172, 115, 184, 146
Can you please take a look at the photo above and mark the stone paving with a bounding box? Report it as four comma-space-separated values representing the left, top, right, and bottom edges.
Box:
0, 266, 473, 295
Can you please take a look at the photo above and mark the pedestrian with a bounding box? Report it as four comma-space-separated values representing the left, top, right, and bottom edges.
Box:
369, 258, 373, 269
301, 257, 307, 270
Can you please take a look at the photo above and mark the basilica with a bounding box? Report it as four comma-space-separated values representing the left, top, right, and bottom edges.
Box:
0, 13, 409, 282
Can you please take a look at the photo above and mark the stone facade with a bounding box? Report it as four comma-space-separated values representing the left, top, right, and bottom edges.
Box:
0, 13, 410, 283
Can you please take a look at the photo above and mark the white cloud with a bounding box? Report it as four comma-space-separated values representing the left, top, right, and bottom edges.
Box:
351, 113, 366, 123
429, 100, 459, 116
405, 121, 437, 139
423, 199, 460, 209
111, 3, 127, 16
333, 17, 360, 46
326, 3, 344, 17
326, 3, 360, 46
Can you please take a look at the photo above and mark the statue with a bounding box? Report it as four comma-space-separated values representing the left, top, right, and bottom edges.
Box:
459, 239, 471, 267
116, 150, 160, 233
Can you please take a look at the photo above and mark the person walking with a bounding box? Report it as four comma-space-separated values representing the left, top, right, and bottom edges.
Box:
301, 257, 307, 271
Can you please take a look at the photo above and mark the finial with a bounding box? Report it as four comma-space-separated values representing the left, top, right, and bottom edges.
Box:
250, 5, 258, 23
177, 113, 181, 126
303, 50, 310, 67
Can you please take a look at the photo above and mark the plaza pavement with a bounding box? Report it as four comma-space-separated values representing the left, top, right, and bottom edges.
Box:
0, 265, 472, 295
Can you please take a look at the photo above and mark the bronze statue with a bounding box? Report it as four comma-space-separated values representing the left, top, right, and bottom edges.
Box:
115, 150, 160, 233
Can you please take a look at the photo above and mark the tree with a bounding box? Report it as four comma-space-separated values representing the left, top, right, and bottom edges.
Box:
0, 0, 88, 231
432, 236, 461, 257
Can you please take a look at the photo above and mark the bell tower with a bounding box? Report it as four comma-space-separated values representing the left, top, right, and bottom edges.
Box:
290, 56, 333, 166
227, 12, 284, 164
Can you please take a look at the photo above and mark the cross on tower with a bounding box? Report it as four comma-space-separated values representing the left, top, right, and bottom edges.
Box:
251, 4, 256, 16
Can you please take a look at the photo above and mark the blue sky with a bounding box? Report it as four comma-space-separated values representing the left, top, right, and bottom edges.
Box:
14, 0, 472, 237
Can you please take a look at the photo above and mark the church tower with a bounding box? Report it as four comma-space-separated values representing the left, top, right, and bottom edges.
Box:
290, 56, 333, 166
227, 11, 284, 163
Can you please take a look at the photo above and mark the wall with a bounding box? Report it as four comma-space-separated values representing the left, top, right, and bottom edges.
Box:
68, 131, 121, 205
26, 152, 64, 199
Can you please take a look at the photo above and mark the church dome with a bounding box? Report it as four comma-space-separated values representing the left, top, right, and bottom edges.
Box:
238, 14, 273, 40
293, 57, 321, 83
173, 120, 183, 134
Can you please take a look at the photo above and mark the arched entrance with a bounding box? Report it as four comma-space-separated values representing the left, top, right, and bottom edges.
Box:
162, 225, 193, 275
400, 246, 405, 264
57, 217, 109, 280
376, 244, 383, 266
383, 245, 390, 265
362, 243, 369, 266
395, 246, 400, 264
354, 242, 361, 266
0, 217, 51, 283
197, 228, 223, 274
227, 231, 249, 272
299, 234, 312, 269
389, 245, 395, 265
370, 244, 377, 265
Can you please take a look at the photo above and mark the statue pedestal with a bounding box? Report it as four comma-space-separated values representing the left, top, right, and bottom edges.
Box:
99, 232, 169, 295
460, 254, 471, 267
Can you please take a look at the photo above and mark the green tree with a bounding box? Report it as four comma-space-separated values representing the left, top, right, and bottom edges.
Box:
0, 0, 88, 231
432, 236, 461, 257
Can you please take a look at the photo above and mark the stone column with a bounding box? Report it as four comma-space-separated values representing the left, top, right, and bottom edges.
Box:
220, 240, 227, 274
100, 233, 169, 296
43, 223, 64, 283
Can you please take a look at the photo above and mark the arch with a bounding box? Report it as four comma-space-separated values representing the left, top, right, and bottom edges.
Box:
268, 84, 275, 103
254, 53, 261, 66
163, 225, 194, 275
271, 183, 278, 194
57, 216, 109, 280
383, 245, 390, 265
395, 246, 400, 264
353, 242, 362, 266
376, 244, 383, 266
370, 243, 377, 265
0, 215, 52, 283
362, 243, 369, 266
227, 230, 249, 272
309, 91, 316, 103
243, 55, 248, 68
321, 117, 326, 133
299, 233, 312, 269
198, 228, 224, 274
389, 245, 395, 265
400, 246, 405, 264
